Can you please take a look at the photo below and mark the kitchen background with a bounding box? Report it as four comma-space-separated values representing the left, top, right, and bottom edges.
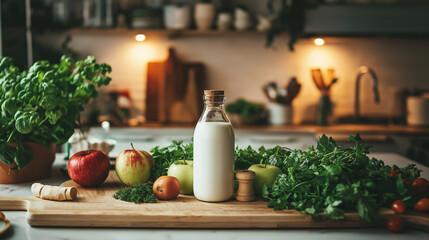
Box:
3, 0, 429, 126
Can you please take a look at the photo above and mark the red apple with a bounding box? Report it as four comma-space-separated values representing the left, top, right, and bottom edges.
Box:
68, 150, 110, 187
115, 144, 154, 186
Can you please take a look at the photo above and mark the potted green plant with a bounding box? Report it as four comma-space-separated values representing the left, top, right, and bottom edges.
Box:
0, 55, 111, 183
225, 99, 267, 125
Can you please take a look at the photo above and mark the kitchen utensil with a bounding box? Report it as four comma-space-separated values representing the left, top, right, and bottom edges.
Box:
2, 170, 429, 230
263, 84, 278, 102
326, 68, 335, 87
262, 78, 301, 105
327, 78, 338, 90
311, 68, 325, 91
283, 77, 301, 104
311, 68, 338, 93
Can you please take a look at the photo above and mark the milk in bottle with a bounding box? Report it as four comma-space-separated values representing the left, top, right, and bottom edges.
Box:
193, 90, 235, 202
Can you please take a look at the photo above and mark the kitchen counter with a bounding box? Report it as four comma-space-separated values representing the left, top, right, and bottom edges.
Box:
125, 123, 429, 135
1, 152, 429, 240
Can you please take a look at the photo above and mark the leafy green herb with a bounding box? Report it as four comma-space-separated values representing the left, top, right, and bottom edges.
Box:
149, 140, 289, 182
262, 134, 420, 222
113, 183, 156, 204
0, 55, 111, 169
147, 134, 422, 222
150, 141, 193, 182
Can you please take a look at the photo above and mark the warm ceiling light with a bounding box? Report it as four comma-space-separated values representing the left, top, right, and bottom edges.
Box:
135, 34, 146, 42
314, 38, 325, 46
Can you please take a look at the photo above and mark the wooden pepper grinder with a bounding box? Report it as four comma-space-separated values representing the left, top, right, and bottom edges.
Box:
235, 170, 256, 202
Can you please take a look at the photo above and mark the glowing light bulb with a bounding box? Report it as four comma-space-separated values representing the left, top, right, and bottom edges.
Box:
314, 38, 325, 46
135, 34, 146, 42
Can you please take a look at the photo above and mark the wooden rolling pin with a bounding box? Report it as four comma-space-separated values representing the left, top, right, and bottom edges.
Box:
31, 183, 77, 201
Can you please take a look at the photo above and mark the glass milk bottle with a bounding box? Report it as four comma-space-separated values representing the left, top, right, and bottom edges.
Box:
193, 90, 235, 202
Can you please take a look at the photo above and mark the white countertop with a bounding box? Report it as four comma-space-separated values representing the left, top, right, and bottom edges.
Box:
1, 127, 429, 240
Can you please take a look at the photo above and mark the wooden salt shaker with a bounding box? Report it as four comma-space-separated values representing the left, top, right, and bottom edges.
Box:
235, 170, 256, 202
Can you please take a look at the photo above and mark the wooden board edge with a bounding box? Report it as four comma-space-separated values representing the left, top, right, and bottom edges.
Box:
0, 196, 32, 211
25, 211, 429, 232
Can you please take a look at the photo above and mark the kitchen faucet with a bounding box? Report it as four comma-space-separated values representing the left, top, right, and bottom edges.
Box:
355, 66, 380, 120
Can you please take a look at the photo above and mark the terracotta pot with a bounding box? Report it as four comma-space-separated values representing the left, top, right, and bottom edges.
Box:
0, 142, 56, 184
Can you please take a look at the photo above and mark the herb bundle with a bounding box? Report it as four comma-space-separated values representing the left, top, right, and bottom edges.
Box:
262, 134, 420, 222
113, 183, 156, 204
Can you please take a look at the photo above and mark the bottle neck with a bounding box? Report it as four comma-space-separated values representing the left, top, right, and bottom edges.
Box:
205, 102, 225, 108
199, 98, 230, 123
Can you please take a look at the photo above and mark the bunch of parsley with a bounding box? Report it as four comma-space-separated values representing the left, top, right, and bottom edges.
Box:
262, 134, 420, 222
149, 140, 288, 182
0, 56, 111, 169
150, 141, 194, 182
113, 183, 156, 204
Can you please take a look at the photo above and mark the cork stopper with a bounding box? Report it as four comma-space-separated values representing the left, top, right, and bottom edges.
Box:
204, 90, 225, 103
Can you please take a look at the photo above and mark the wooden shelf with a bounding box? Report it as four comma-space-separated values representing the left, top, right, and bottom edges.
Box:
104, 123, 429, 136
66, 28, 267, 38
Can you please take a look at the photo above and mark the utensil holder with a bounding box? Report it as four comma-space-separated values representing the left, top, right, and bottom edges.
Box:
267, 103, 292, 125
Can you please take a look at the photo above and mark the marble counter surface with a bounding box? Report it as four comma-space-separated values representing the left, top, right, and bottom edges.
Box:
1, 153, 429, 240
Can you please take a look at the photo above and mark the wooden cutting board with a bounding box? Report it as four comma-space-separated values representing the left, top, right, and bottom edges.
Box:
0, 170, 428, 230
145, 48, 205, 123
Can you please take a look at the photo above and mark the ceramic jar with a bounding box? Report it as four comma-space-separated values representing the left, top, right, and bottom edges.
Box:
164, 4, 191, 30
217, 12, 232, 31
234, 7, 251, 31
194, 3, 215, 30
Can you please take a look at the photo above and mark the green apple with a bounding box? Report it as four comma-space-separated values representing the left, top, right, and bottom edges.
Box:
168, 160, 193, 195
115, 144, 154, 186
248, 163, 282, 195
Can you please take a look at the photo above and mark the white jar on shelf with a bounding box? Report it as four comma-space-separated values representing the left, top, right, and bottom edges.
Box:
194, 3, 215, 30
164, 4, 191, 30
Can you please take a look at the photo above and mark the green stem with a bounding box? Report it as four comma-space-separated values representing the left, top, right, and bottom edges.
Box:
291, 181, 310, 191
6, 129, 17, 143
